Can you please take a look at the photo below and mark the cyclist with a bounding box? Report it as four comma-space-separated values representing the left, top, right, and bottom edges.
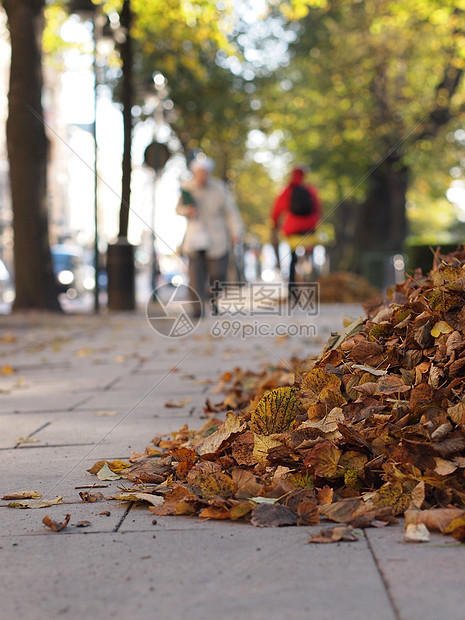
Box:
271, 166, 321, 295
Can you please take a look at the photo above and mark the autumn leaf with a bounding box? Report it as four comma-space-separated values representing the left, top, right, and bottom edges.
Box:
42, 514, 70, 532
250, 387, 300, 436
410, 383, 433, 410
430, 320, 453, 338
8, 495, 63, 509
164, 397, 192, 408
231, 468, 264, 499
96, 463, 122, 481
116, 492, 164, 507
405, 508, 465, 533
297, 501, 319, 526
304, 441, 342, 478
300, 368, 342, 405
252, 434, 283, 466
79, 491, 104, 503
1, 364, 15, 375
197, 471, 235, 500
250, 503, 298, 527
2, 491, 41, 500
123, 458, 168, 484
87, 459, 131, 474
444, 514, 465, 541
308, 525, 359, 543
373, 481, 411, 515
150, 486, 197, 516
199, 502, 253, 521
195, 412, 246, 456
231, 431, 257, 466
404, 523, 430, 543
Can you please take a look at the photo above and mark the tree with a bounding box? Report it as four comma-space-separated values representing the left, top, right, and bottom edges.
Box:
3, 0, 60, 310
265, 0, 465, 276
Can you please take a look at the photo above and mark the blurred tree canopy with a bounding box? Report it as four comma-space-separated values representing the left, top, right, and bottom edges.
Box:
263, 0, 465, 271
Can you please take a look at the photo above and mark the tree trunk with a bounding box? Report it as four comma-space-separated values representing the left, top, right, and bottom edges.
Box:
334, 157, 409, 282
4, 0, 60, 310
118, 0, 133, 239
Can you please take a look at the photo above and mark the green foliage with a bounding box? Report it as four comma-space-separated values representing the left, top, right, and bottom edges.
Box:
262, 0, 465, 238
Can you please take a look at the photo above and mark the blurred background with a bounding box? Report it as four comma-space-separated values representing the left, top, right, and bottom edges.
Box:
1, 0, 465, 313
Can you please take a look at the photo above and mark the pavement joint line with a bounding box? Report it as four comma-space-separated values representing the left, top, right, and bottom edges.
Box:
13, 420, 52, 449
113, 504, 133, 532
365, 530, 402, 620
68, 395, 95, 411
0, 408, 71, 416
37, 348, 196, 501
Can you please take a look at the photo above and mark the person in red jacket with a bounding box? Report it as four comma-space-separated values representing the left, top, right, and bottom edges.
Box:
271, 166, 321, 293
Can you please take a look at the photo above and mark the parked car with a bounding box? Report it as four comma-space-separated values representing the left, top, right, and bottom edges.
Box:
51, 245, 95, 299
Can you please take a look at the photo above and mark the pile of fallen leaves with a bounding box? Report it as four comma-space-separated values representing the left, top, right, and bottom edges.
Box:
318, 271, 380, 303
91, 249, 465, 542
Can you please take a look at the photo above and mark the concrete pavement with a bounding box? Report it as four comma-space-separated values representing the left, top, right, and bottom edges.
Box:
0, 306, 464, 620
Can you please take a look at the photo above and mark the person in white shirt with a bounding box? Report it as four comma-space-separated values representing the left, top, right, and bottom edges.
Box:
176, 156, 243, 317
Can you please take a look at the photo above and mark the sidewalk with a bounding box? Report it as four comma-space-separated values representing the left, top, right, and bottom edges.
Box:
0, 307, 464, 620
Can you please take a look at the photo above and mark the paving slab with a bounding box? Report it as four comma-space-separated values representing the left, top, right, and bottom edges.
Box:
0, 500, 128, 538
0, 527, 396, 620
366, 527, 465, 620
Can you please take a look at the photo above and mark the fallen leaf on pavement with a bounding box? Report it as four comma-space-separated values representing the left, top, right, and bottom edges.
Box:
164, 398, 192, 408
75, 520, 92, 528
96, 463, 123, 481
444, 514, 465, 541
42, 513, 70, 532
195, 412, 246, 456
404, 523, 430, 543
116, 492, 164, 507
2, 491, 41, 500
250, 503, 298, 527
8, 496, 63, 509
95, 410, 118, 417
308, 525, 359, 543
79, 491, 104, 503
1, 364, 15, 375
405, 508, 465, 533
99, 510, 111, 516
15, 436, 39, 445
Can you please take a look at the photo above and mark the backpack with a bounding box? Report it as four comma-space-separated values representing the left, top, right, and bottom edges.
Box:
289, 185, 315, 216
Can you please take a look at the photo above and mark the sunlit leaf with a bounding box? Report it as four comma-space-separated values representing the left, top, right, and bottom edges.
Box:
250, 387, 300, 435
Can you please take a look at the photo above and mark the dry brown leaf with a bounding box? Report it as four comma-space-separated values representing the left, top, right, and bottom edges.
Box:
42, 513, 70, 532
79, 491, 104, 503
2, 491, 41, 500
250, 503, 298, 527
405, 508, 465, 533
195, 412, 246, 456
308, 525, 359, 543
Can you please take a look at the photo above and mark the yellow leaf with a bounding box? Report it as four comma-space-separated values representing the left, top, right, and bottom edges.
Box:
253, 434, 283, 466
116, 492, 164, 507
8, 495, 63, 509
431, 321, 453, 338
1, 365, 15, 375
250, 387, 300, 436
301, 368, 341, 399
196, 471, 235, 500
373, 481, 411, 515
